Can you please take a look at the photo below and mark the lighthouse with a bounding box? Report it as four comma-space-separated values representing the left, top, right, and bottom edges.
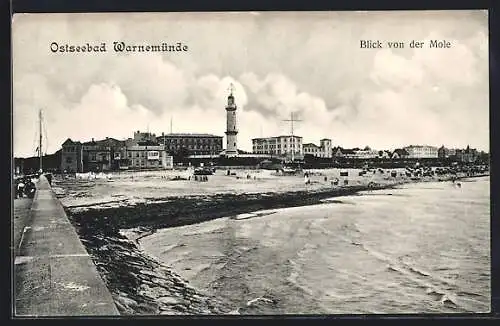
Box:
225, 83, 238, 157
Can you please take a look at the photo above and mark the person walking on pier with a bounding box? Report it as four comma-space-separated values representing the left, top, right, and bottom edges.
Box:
23, 178, 36, 199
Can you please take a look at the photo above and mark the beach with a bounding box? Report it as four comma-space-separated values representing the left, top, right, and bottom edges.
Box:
53, 167, 490, 314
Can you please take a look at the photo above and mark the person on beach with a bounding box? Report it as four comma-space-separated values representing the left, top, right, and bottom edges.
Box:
24, 179, 36, 198
14, 179, 19, 199
17, 179, 25, 198
46, 173, 53, 186
304, 172, 310, 185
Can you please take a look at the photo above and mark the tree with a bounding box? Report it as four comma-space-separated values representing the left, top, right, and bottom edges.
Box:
174, 147, 190, 163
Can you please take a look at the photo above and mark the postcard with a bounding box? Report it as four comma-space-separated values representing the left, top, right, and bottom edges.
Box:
12, 11, 490, 316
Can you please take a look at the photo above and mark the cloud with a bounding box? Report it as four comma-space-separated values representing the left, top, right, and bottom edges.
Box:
12, 11, 489, 157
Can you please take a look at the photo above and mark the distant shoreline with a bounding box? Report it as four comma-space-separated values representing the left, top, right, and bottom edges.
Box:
63, 172, 489, 234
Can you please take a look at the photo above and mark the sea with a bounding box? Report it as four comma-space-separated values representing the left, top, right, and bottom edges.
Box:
138, 176, 490, 314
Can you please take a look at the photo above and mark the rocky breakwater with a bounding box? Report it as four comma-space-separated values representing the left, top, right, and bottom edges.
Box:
66, 215, 228, 315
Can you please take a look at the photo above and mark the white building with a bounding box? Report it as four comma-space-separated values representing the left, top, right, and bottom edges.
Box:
124, 145, 173, 169
252, 135, 303, 159
352, 148, 379, 159
404, 145, 439, 158
334, 147, 378, 159
225, 85, 238, 157
303, 138, 333, 158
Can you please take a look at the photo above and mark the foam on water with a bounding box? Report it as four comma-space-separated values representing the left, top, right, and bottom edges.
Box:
134, 177, 490, 314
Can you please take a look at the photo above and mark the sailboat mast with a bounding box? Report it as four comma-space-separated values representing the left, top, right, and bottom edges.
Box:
291, 112, 295, 162
39, 109, 43, 173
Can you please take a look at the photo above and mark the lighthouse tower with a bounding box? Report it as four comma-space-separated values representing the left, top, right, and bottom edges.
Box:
225, 83, 238, 157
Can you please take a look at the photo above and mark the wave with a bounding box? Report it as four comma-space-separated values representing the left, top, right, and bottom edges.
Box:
232, 211, 277, 221
285, 258, 315, 297
246, 297, 276, 307
346, 243, 487, 312
456, 290, 487, 299
385, 264, 461, 309
160, 243, 189, 255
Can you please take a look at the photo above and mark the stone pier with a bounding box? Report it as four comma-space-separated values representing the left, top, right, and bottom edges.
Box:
14, 175, 119, 317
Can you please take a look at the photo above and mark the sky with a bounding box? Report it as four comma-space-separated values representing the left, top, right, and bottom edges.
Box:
12, 11, 489, 157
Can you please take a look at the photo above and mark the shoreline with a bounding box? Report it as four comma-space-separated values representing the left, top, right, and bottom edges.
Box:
61, 173, 489, 315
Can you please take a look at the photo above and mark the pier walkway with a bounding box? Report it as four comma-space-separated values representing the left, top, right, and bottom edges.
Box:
14, 175, 119, 317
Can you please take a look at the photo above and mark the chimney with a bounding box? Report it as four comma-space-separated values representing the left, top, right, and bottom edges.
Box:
92, 138, 94, 142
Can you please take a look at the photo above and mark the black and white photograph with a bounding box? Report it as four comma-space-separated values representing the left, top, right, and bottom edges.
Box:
12, 10, 490, 316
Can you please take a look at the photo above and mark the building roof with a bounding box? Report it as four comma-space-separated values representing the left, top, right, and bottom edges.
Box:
320, 138, 331, 141
81, 137, 126, 147
137, 140, 159, 146
393, 148, 410, 156
62, 138, 75, 146
334, 147, 356, 155
252, 135, 303, 140
62, 138, 83, 146
303, 143, 320, 148
277, 135, 302, 139
404, 145, 438, 149
159, 133, 222, 138
252, 137, 275, 141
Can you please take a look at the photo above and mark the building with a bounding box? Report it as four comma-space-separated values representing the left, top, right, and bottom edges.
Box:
61, 138, 83, 173
81, 137, 125, 172
252, 135, 303, 160
455, 145, 478, 163
156, 133, 223, 156
377, 150, 392, 159
438, 145, 458, 159
334, 147, 378, 159
333, 147, 352, 158
303, 138, 333, 158
60, 133, 174, 172
353, 147, 379, 159
403, 145, 438, 158
225, 84, 238, 157
303, 143, 321, 157
392, 148, 410, 159
124, 144, 173, 169
133, 130, 157, 143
